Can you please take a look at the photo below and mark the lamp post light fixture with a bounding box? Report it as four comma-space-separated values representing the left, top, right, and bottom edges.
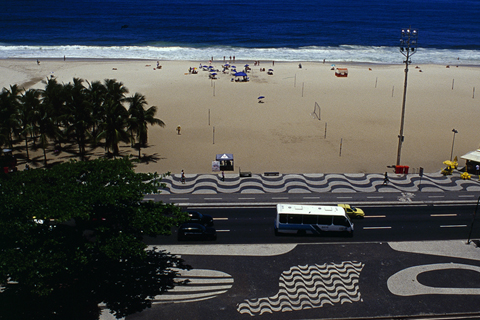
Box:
396, 27, 418, 166
450, 129, 458, 161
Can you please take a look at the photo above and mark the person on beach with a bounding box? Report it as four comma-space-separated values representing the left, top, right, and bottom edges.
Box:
383, 172, 389, 185
221, 171, 225, 181
181, 170, 185, 184
176, 125, 181, 135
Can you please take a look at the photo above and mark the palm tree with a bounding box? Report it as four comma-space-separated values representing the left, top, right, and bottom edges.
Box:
97, 100, 130, 157
63, 78, 93, 160
96, 79, 130, 157
37, 79, 64, 166
85, 80, 107, 141
19, 88, 41, 161
41, 77, 66, 148
127, 93, 165, 158
103, 78, 128, 106
0, 85, 22, 149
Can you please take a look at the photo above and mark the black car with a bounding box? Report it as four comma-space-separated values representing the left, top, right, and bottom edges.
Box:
177, 223, 217, 241
187, 210, 214, 226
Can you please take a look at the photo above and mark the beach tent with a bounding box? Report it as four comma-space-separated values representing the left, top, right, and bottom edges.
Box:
216, 153, 234, 171
335, 68, 348, 77
461, 149, 480, 173
234, 72, 249, 82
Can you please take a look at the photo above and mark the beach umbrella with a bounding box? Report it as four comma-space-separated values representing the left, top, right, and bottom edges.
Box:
211, 72, 217, 75
235, 72, 247, 77
258, 96, 265, 99
231, 65, 236, 68
244, 64, 249, 67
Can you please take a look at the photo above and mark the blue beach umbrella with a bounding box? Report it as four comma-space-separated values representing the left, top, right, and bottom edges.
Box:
258, 96, 265, 99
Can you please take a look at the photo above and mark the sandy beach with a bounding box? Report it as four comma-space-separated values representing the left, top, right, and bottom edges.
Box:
1, 58, 479, 175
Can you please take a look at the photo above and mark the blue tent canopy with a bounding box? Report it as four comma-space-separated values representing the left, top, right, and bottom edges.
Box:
235, 72, 247, 77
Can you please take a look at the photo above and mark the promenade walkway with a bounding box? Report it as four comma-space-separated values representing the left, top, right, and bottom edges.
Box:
158, 171, 480, 194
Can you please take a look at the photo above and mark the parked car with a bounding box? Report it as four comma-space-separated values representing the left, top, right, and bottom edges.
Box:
338, 204, 365, 219
187, 210, 214, 226
177, 223, 217, 241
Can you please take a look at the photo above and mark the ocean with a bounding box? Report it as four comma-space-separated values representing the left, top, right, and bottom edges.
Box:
1, 0, 480, 64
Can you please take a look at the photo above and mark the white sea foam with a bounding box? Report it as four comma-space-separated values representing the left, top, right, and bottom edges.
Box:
1, 45, 479, 65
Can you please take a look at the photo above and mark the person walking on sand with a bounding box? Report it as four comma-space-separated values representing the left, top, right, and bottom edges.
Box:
176, 125, 181, 135
383, 172, 389, 185
181, 170, 186, 184
221, 171, 225, 182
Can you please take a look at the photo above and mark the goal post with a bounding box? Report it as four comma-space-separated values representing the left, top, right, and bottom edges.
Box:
311, 102, 321, 120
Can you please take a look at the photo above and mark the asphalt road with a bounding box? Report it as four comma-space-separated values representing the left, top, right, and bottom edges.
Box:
129, 204, 480, 320
145, 205, 480, 245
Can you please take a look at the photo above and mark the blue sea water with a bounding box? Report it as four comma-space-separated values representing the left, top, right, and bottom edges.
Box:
1, 0, 480, 64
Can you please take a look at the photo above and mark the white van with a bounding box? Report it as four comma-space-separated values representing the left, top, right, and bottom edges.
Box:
274, 204, 354, 236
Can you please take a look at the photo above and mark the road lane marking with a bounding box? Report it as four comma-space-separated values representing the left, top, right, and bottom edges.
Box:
303, 196, 320, 199
238, 197, 255, 200
170, 198, 190, 200
365, 215, 386, 218
459, 195, 475, 198
143, 198, 155, 201
216, 230, 230, 232
214, 218, 229, 220
204, 197, 223, 200
440, 225, 467, 228
367, 196, 384, 199
337, 196, 352, 199
363, 226, 391, 230
428, 196, 445, 198
272, 197, 289, 199
431, 214, 457, 217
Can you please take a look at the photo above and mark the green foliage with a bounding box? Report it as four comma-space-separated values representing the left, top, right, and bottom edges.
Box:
0, 158, 190, 319
0, 77, 165, 165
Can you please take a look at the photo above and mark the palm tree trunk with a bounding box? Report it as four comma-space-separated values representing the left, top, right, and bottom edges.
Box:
43, 147, 48, 167
25, 137, 30, 161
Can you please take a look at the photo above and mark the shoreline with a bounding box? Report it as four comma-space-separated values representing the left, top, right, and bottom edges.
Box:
1, 58, 479, 175
3, 56, 480, 67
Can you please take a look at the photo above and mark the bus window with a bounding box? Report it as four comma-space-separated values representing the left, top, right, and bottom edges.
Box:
302, 214, 317, 225
279, 214, 288, 224
333, 216, 350, 227
288, 214, 302, 224
317, 216, 332, 225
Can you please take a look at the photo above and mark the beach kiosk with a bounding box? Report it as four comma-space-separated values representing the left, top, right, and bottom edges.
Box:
461, 149, 480, 174
335, 68, 348, 77
216, 153, 234, 171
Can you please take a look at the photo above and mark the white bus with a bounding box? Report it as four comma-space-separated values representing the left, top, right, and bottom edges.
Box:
274, 204, 354, 236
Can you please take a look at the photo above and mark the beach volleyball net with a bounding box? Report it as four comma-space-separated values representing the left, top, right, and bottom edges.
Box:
311, 102, 321, 120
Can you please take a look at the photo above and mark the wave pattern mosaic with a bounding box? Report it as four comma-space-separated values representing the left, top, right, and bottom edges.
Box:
237, 261, 364, 316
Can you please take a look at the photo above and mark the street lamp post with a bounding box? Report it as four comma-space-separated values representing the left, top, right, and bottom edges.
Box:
396, 27, 418, 167
467, 195, 480, 244
450, 129, 458, 161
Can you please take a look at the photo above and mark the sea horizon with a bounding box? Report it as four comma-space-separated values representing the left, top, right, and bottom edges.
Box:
1, 0, 479, 64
